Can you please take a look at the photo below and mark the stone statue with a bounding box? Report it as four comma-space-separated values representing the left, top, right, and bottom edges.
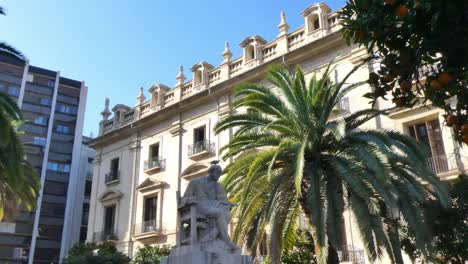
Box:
161, 161, 252, 264
181, 161, 239, 250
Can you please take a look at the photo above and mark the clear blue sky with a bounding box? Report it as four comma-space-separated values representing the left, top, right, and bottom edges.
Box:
0, 0, 345, 137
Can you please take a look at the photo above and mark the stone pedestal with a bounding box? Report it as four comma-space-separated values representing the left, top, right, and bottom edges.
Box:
161, 240, 252, 264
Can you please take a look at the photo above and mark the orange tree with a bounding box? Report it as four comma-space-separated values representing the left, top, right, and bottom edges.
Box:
339, 0, 468, 144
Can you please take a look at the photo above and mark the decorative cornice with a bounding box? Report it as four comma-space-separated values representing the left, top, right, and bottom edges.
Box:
169, 120, 185, 136
99, 190, 123, 203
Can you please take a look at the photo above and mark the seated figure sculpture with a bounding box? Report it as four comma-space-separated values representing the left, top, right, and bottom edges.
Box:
180, 161, 239, 250
161, 161, 252, 264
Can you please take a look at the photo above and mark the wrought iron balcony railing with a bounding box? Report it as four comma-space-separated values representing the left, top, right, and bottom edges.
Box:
134, 220, 165, 236
188, 140, 215, 157
338, 245, 365, 264
105, 170, 119, 184
426, 153, 460, 175
92, 230, 119, 242
143, 157, 166, 171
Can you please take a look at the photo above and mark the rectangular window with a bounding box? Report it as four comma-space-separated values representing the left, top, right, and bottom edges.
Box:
193, 126, 206, 144
56, 124, 70, 133
407, 119, 445, 157
143, 196, 158, 222
84, 180, 92, 196
47, 162, 70, 173
82, 204, 90, 226
40, 98, 51, 106
43, 181, 68, 196
47, 162, 58, 171
48, 80, 55, 88
150, 143, 160, 159
7, 86, 19, 96
56, 103, 78, 114
34, 116, 48, 126
104, 205, 116, 235
33, 136, 46, 146
110, 158, 119, 174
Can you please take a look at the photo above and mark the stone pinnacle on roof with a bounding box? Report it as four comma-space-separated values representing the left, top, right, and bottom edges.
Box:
136, 86, 146, 105
101, 97, 112, 120
278, 11, 290, 37
222, 41, 232, 63
176, 65, 186, 86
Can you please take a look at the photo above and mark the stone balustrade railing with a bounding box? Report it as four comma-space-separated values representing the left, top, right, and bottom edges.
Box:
181, 83, 193, 97
262, 43, 278, 61
287, 27, 305, 49
229, 57, 243, 75
100, 10, 343, 135
208, 69, 221, 84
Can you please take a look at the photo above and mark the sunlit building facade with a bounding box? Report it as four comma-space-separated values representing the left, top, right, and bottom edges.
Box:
87, 3, 467, 263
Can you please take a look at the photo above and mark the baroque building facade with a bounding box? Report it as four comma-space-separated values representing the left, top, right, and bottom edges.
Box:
87, 3, 468, 263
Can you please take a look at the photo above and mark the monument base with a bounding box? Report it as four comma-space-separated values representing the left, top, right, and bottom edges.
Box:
161, 240, 252, 264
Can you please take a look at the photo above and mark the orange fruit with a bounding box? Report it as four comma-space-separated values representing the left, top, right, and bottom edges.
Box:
430, 80, 443, 91
446, 115, 458, 127
438, 72, 455, 85
396, 5, 409, 17
462, 124, 468, 135
400, 81, 412, 92
385, 0, 396, 5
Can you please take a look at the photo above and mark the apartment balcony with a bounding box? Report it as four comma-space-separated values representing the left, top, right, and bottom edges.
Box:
338, 245, 365, 264
92, 230, 119, 242
427, 153, 464, 177
133, 220, 165, 239
188, 140, 215, 159
104, 171, 119, 184
143, 157, 166, 173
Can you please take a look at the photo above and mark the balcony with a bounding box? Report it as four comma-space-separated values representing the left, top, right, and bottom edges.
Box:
143, 157, 166, 173
188, 140, 215, 158
105, 171, 119, 184
92, 230, 119, 242
338, 245, 365, 264
427, 153, 461, 177
133, 220, 165, 239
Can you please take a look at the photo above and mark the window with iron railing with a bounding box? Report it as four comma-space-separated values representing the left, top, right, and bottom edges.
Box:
105, 158, 120, 183
144, 157, 165, 171
188, 140, 215, 156
105, 170, 119, 183
337, 97, 350, 114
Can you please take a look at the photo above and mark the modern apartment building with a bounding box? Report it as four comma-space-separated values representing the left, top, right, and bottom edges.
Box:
86, 3, 467, 263
60, 136, 95, 259
0, 56, 88, 264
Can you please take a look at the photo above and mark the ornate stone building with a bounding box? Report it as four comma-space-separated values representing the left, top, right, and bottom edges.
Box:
87, 3, 467, 263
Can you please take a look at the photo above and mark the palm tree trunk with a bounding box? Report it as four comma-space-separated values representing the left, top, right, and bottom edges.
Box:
389, 220, 404, 264
327, 243, 340, 264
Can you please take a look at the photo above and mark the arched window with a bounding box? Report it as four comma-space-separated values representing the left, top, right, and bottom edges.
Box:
308, 14, 320, 32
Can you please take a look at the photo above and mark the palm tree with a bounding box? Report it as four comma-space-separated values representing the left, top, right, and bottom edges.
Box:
0, 6, 40, 221
214, 63, 449, 264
